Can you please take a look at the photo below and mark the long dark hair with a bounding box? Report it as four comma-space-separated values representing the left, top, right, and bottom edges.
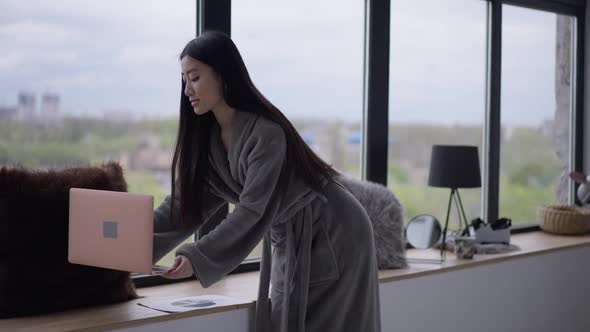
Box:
171, 31, 339, 227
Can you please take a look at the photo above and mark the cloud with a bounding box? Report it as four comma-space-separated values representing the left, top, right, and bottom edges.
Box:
116, 46, 179, 66
0, 51, 21, 71
1, 0, 192, 24
0, 0, 568, 126
0, 19, 79, 47
45, 69, 114, 89
0, 0, 195, 115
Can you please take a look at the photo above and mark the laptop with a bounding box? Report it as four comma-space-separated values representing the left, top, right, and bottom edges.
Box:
68, 187, 172, 275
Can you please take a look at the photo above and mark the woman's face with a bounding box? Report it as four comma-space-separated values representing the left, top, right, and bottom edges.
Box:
181, 55, 224, 115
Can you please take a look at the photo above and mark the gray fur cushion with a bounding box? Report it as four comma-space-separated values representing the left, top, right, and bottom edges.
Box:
336, 174, 407, 269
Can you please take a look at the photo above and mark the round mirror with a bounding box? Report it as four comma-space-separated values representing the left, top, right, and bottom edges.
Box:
406, 214, 442, 249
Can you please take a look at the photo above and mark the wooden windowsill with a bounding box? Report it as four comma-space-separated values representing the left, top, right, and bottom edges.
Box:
3, 231, 590, 332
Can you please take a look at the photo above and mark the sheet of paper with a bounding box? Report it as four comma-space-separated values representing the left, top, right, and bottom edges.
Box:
137, 295, 245, 313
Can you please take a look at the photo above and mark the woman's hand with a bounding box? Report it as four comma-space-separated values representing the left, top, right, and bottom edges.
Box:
161, 255, 194, 279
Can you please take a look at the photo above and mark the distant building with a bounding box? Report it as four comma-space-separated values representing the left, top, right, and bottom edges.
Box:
0, 106, 17, 121
296, 120, 361, 173
300, 124, 334, 163
102, 109, 137, 123
302, 131, 314, 145
2, 91, 64, 124
347, 130, 361, 145
128, 135, 173, 189
17, 92, 36, 122
41, 93, 60, 123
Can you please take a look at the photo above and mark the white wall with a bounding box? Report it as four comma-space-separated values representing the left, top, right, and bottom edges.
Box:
116, 246, 590, 332
380, 246, 590, 332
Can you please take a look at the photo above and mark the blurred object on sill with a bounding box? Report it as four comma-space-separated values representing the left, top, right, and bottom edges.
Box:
474, 218, 511, 244
538, 205, 590, 235
569, 171, 590, 206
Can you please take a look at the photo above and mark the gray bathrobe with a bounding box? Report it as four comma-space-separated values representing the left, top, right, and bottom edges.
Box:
153, 110, 381, 332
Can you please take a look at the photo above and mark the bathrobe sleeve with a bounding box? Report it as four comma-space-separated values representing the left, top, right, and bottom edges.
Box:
152, 185, 227, 264
175, 123, 286, 288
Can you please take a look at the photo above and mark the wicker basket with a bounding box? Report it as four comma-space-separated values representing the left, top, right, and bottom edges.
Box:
537, 205, 590, 235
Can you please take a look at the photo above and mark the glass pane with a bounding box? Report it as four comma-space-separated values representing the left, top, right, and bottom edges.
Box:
232, 0, 364, 260
0, 1, 196, 267
500, 5, 574, 225
388, 0, 487, 229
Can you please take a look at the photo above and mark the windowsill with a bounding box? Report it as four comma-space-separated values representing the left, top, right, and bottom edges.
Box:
380, 230, 590, 282
3, 231, 590, 332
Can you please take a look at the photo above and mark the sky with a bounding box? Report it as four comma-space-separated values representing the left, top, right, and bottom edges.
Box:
0, 0, 569, 126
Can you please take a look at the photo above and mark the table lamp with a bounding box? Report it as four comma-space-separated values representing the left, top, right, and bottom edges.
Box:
428, 145, 481, 260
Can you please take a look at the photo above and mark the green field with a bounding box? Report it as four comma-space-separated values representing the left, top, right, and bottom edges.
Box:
1, 116, 564, 253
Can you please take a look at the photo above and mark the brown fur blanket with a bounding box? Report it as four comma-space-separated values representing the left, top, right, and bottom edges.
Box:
0, 162, 138, 318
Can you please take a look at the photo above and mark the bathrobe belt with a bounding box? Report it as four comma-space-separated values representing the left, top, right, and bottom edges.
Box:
255, 190, 328, 332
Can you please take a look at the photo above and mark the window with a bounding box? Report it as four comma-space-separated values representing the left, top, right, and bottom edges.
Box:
0, 1, 196, 267
232, 0, 365, 259
500, 5, 575, 225
3, 0, 584, 287
388, 0, 487, 227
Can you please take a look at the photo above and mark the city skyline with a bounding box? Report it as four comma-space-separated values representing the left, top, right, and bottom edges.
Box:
0, 88, 561, 130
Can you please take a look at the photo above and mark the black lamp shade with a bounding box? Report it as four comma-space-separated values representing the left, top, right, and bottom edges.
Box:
428, 145, 481, 189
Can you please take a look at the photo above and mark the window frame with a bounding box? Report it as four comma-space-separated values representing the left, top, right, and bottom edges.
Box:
486, 0, 585, 227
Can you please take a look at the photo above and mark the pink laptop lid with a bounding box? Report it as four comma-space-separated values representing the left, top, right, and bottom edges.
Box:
68, 188, 154, 274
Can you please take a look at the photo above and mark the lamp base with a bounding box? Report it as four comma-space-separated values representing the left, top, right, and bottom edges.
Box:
440, 188, 471, 262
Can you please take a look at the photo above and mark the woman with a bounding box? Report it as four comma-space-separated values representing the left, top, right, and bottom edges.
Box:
152, 31, 381, 332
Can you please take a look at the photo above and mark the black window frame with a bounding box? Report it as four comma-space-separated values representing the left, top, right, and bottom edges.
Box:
487, 0, 586, 230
